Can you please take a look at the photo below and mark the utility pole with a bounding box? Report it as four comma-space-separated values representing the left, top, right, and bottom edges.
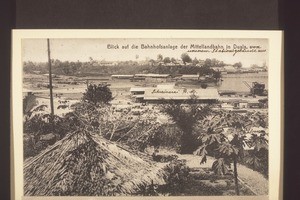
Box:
47, 39, 55, 116
86, 79, 89, 89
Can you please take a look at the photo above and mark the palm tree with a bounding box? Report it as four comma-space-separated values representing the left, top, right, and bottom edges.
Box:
160, 98, 211, 154
149, 59, 155, 67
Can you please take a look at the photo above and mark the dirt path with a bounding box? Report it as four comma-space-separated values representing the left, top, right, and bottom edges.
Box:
176, 154, 268, 195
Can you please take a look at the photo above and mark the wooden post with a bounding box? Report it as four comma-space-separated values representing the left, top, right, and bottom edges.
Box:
47, 39, 55, 116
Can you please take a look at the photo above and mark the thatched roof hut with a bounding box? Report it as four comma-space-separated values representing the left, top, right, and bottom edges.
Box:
24, 131, 167, 196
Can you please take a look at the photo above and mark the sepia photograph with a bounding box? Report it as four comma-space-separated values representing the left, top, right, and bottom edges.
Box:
12, 30, 283, 200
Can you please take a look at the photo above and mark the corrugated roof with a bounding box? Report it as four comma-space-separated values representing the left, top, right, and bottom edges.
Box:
135, 74, 170, 78
135, 95, 145, 98
111, 75, 134, 77
130, 87, 154, 92
221, 99, 249, 103
181, 74, 199, 78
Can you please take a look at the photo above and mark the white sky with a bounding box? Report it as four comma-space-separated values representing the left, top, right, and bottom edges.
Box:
22, 38, 268, 68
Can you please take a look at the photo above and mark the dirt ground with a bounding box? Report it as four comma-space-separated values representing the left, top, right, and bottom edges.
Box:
157, 148, 268, 195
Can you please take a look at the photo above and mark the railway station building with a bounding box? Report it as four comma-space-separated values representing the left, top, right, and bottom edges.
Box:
130, 84, 219, 103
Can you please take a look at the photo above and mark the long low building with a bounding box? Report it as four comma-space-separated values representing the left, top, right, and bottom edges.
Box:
143, 88, 219, 103
130, 87, 154, 95
135, 74, 172, 83
111, 75, 134, 79
130, 84, 175, 96
130, 85, 219, 103
134, 74, 171, 78
179, 74, 200, 80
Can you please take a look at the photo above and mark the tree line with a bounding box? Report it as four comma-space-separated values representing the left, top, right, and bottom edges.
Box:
23, 52, 246, 76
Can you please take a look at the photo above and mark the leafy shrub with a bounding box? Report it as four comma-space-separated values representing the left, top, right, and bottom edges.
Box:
82, 84, 113, 105
159, 160, 190, 195
134, 181, 159, 196
23, 112, 83, 158
201, 83, 208, 89
24, 134, 38, 158
24, 114, 67, 136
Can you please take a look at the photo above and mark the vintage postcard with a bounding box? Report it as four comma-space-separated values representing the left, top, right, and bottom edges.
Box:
11, 30, 283, 200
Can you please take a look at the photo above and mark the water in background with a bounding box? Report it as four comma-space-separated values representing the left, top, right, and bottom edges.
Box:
217, 72, 268, 92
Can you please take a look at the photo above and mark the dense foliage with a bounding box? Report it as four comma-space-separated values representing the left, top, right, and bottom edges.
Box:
161, 160, 190, 194
82, 84, 113, 105
23, 56, 231, 77
194, 110, 269, 194
160, 100, 212, 153
181, 53, 192, 64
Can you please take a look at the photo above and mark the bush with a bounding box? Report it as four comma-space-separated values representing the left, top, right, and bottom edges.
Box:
23, 113, 81, 158
201, 83, 208, 89
159, 160, 190, 195
82, 84, 113, 105
24, 134, 38, 158
24, 114, 69, 137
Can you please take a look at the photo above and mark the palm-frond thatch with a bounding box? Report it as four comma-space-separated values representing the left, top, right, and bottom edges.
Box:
24, 131, 167, 196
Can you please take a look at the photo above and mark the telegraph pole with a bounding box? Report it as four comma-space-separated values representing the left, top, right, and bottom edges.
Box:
47, 39, 55, 116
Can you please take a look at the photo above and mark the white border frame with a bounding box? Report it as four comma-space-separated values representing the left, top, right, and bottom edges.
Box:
11, 30, 283, 200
